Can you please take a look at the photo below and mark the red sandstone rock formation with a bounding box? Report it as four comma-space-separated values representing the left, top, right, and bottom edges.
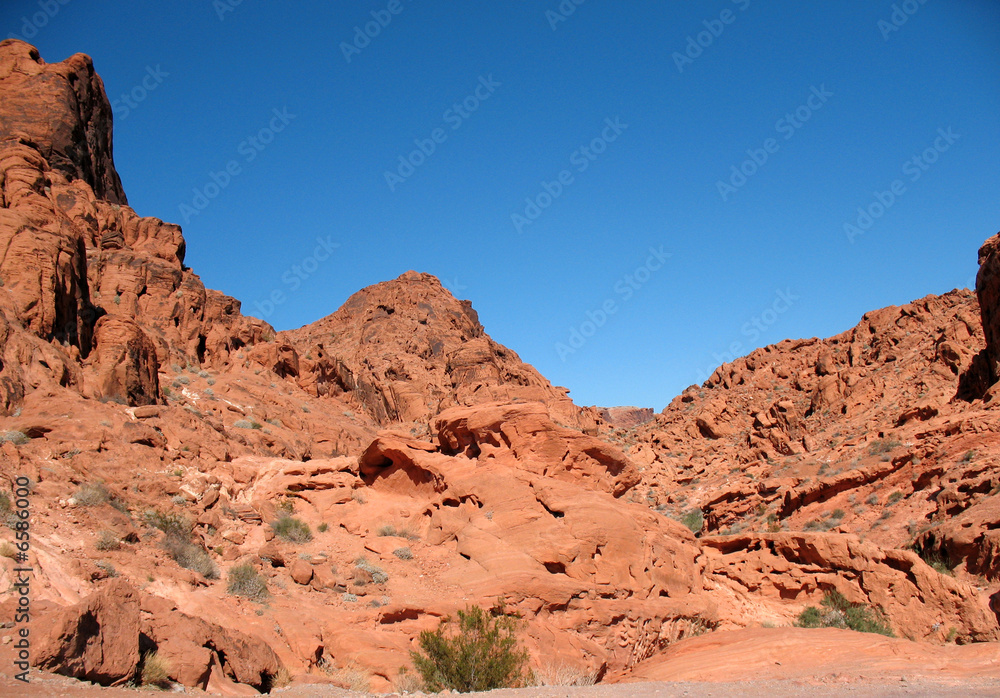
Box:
1, 39, 999, 695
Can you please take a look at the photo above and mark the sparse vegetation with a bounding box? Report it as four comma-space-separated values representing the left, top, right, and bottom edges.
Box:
0, 541, 17, 559
962, 449, 976, 463
95, 530, 121, 551
355, 557, 388, 584
869, 439, 902, 457
140, 651, 171, 688
887, 491, 903, 505
676, 508, 704, 534
74, 482, 111, 507
393, 547, 413, 560
317, 522, 329, 533
95, 560, 118, 578
411, 602, 530, 692
531, 663, 598, 687
162, 535, 218, 579
272, 515, 312, 543
795, 590, 893, 636
227, 563, 269, 602
0, 431, 29, 445
233, 418, 263, 430
143, 510, 191, 538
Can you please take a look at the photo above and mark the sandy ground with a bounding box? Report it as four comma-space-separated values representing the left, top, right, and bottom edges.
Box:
3, 672, 1000, 698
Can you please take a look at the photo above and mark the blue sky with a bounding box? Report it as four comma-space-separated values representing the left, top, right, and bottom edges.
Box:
3, 1, 999, 409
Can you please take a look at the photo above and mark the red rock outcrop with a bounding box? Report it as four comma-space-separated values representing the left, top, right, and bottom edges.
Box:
33, 579, 141, 686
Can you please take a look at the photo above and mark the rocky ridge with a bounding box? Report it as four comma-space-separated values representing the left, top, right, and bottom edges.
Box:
0, 40, 998, 695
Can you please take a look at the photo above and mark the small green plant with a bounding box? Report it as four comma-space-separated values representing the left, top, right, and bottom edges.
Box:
917, 547, 955, 577
140, 651, 171, 688
162, 535, 218, 579
393, 547, 413, 560
887, 491, 903, 505
411, 602, 530, 692
961, 449, 976, 463
795, 590, 893, 636
317, 522, 329, 533
272, 516, 312, 543
227, 563, 269, 602
74, 482, 111, 507
677, 508, 704, 534
946, 626, 958, 642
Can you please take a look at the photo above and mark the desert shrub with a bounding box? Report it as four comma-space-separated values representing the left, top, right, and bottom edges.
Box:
233, 419, 262, 430
531, 663, 598, 687
394, 666, 424, 693
342, 593, 358, 603
272, 515, 312, 543
162, 535, 218, 579
377, 524, 398, 537
227, 563, 269, 602
916, 547, 954, 577
0, 491, 10, 515
74, 482, 111, 507
0, 541, 17, 559
795, 591, 893, 636
140, 651, 171, 688
355, 557, 388, 584
0, 431, 29, 445
95, 530, 121, 551
95, 560, 118, 578
317, 522, 329, 533
887, 491, 903, 505
393, 547, 413, 560
410, 603, 530, 692
143, 510, 191, 537
869, 439, 902, 455
830, 508, 846, 520
175, 375, 190, 385
677, 508, 704, 534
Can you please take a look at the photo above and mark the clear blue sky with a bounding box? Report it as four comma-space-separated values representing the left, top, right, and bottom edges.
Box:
4, 1, 998, 409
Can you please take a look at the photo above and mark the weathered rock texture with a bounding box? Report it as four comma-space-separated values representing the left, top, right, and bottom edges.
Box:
1, 40, 999, 695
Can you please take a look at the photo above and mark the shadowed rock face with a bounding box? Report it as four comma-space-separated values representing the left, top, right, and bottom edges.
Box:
2, 40, 1000, 694
0, 40, 125, 204
977, 231, 1000, 383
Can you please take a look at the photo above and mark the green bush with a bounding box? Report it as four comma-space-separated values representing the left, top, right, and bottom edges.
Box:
272, 515, 312, 543
410, 603, 530, 692
678, 508, 704, 534
162, 534, 218, 579
795, 591, 893, 636
227, 563, 269, 602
